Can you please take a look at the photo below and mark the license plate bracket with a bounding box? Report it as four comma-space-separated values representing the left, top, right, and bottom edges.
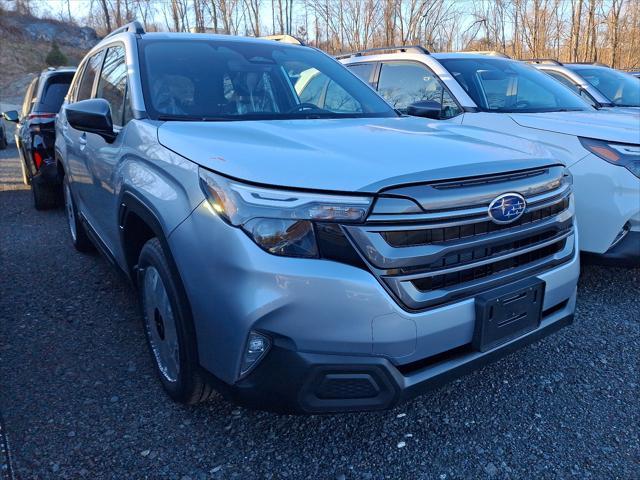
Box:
473, 278, 545, 353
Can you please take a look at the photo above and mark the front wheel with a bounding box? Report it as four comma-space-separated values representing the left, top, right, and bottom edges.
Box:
138, 238, 215, 404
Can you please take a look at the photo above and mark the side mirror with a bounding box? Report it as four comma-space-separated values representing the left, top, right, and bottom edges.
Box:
65, 98, 116, 143
406, 100, 442, 120
2, 110, 19, 123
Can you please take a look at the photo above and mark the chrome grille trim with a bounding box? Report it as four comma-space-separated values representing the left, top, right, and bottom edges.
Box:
345, 195, 572, 269
373, 166, 566, 214
344, 166, 575, 311
385, 235, 574, 310
429, 168, 549, 189
367, 181, 571, 224
391, 226, 572, 279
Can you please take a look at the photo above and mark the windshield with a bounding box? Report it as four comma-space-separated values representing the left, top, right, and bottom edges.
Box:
139, 39, 397, 121
566, 65, 640, 107
438, 58, 592, 113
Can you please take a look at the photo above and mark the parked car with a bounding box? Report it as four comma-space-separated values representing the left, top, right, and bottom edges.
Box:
339, 49, 640, 266
526, 60, 640, 113
0, 118, 7, 149
2, 66, 76, 208
57, 23, 579, 413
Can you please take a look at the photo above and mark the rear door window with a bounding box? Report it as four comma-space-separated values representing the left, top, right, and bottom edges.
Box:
95, 46, 128, 126
34, 74, 74, 113
76, 51, 104, 101
545, 71, 580, 93
346, 63, 375, 86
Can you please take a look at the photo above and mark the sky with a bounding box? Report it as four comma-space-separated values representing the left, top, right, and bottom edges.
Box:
30, 0, 481, 38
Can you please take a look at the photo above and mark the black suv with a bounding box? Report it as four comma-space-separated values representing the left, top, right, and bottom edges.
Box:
3, 67, 76, 208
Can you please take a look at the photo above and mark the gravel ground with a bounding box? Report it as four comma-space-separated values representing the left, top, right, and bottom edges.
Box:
0, 146, 638, 479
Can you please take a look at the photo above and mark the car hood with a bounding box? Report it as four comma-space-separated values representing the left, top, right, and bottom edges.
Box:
601, 106, 640, 116
509, 111, 640, 144
157, 116, 559, 193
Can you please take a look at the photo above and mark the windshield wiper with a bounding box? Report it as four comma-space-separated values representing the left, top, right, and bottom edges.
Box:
157, 114, 205, 121
157, 114, 238, 122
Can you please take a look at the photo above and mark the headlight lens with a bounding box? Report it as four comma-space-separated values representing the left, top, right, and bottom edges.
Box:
579, 137, 640, 178
245, 218, 318, 257
199, 168, 372, 257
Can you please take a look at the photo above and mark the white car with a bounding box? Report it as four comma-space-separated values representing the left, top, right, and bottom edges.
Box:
526, 59, 640, 114
339, 49, 640, 265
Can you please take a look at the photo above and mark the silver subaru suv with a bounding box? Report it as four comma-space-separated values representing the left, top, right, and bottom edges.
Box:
56, 23, 579, 413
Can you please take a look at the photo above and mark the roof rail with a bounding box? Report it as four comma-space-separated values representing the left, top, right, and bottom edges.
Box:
104, 21, 145, 39
568, 61, 608, 67
260, 34, 305, 46
522, 58, 563, 65
456, 50, 511, 59
335, 45, 429, 60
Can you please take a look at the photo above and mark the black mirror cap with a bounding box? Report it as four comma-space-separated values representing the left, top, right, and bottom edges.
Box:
2, 110, 19, 123
65, 98, 117, 143
406, 100, 442, 120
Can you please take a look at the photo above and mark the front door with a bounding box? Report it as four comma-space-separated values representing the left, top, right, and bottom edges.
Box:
81, 44, 132, 250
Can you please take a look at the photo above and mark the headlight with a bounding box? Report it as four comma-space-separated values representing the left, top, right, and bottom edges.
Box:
579, 137, 640, 178
199, 168, 372, 257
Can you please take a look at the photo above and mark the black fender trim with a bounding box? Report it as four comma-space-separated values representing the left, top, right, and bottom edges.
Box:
117, 189, 193, 308
118, 189, 209, 379
118, 190, 167, 281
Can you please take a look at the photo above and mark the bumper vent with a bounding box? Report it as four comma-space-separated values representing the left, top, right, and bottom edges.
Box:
315, 374, 380, 399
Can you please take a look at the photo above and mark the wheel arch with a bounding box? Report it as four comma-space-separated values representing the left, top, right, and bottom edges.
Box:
119, 190, 206, 384
118, 191, 167, 284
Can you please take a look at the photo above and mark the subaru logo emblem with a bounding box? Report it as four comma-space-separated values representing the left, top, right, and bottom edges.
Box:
488, 193, 526, 224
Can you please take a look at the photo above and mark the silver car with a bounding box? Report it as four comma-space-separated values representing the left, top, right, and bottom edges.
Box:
56, 23, 579, 413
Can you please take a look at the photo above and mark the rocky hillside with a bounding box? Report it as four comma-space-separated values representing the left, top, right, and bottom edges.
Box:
0, 10, 99, 105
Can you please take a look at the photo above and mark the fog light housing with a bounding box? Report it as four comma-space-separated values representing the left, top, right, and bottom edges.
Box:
610, 223, 630, 249
240, 332, 271, 378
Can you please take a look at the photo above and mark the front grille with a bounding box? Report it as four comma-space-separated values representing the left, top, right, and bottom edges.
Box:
343, 166, 575, 311
381, 196, 569, 248
411, 238, 567, 292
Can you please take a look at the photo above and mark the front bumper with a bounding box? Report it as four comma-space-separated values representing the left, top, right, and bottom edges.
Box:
569, 153, 640, 258
170, 202, 580, 412
582, 231, 640, 267
220, 296, 575, 413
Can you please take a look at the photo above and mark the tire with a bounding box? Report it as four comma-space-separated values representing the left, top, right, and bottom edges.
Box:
63, 175, 93, 252
138, 238, 215, 404
32, 180, 60, 210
